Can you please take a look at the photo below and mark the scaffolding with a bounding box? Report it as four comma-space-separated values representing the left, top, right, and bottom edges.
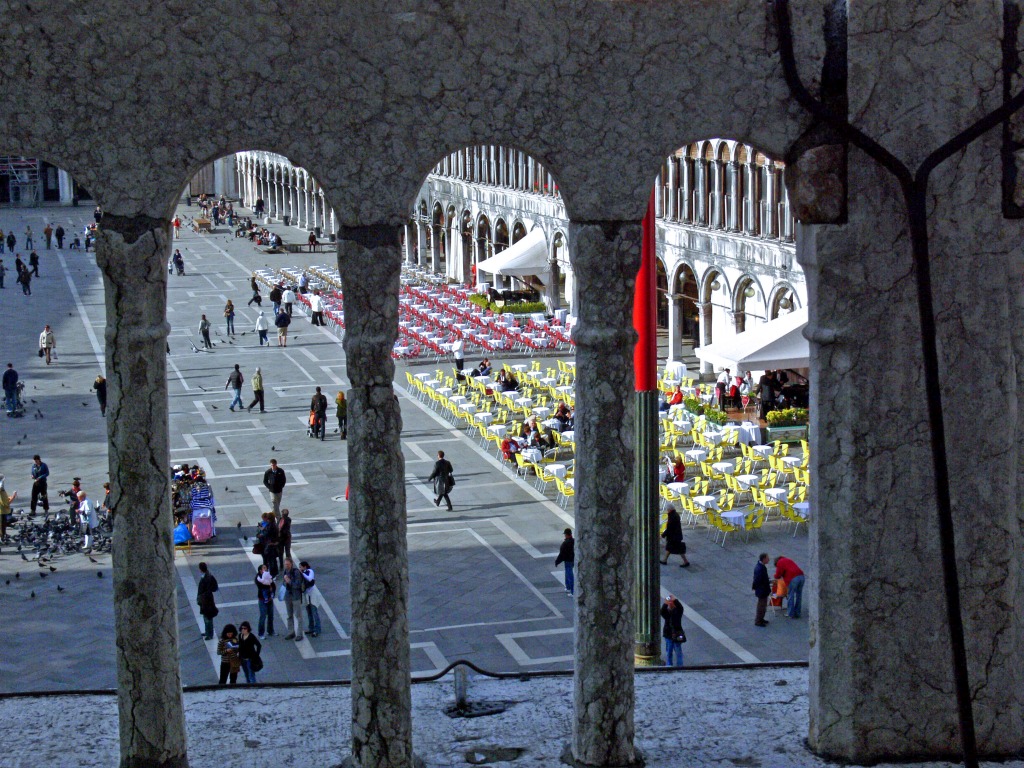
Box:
0, 156, 41, 206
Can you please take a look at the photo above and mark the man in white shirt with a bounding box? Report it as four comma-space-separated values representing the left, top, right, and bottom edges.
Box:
39, 325, 56, 365
716, 367, 731, 411
78, 490, 98, 552
309, 292, 325, 326
282, 287, 296, 317
451, 338, 465, 372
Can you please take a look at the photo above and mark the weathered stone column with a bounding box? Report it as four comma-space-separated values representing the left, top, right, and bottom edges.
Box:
696, 301, 713, 374
568, 221, 640, 767
804, 3, 1024, 760
337, 227, 415, 768
96, 220, 188, 768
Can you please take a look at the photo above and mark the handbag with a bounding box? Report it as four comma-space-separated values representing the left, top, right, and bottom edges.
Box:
38, 348, 44, 358
250, 654, 264, 673
674, 630, 687, 644
276, 583, 287, 602
251, 540, 264, 555
446, 475, 456, 491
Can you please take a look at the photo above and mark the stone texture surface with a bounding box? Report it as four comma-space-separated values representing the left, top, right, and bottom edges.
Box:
802, 1, 1024, 760
0, 1, 827, 223
2, 668, 1023, 768
95, 223, 189, 768
338, 233, 414, 768
569, 222, 641, 766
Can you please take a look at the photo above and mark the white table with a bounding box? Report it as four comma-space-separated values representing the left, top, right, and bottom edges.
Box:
546, 464, 568, 479
793, 501, 811, 519
752, 444, 774, 458
542, 418, 562, 429
521, 448, 543, 463
663, 360, 687, 379
512, 364, 529, 373
476, 412, 494, 425
515, 397, 533, 408
685, 449, 707, 464
476, 375, 492, 386
533, 406, 552, 418
721, 510, 746, 530
666, 482, 690, 496
735, 474, 761, 489
566, 478, 575, 489
673, 420, 693, 433
560, 431, 575, 442
781, 456, 802, 468
460, 403, 478, 415
737, 423, 760, 444
525, 370, 544, 381
693, 495, 719, 510
437, 387, 453, 397
540, 377, 557, 387
712, 461, 735, 475
556, 385, 574, 396
414, 372, 432, 381
703, 430, 724, 446
765, 487, 789, 502
450, 395, 467, 405
488, 424, 508, 438
424, 379, 441, 389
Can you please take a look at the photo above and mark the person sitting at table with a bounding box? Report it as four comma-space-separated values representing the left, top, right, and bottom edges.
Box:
660, 384, 684, 412
500, 436, 520, 461
716, 367, 732, 410
501, 372, 519, 392
470, 358, 492, 377
520, 417, 537, 440
671, 457, 686, 483
554, 401, 572, 429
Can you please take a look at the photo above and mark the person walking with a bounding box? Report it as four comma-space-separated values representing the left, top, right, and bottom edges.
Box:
17, 266, 31, 295
247, 367, 265, 413
223, 300, 236, 335
0, 258, 6, 288
281, 557, 304, 641
282, 285, 295, 317
39, 325, 55, 364
6, 231, 15, 253
555, 527, 575, 596
255, 311, 269, 346
309, 291, 325, 326
196, 561, 219, 640
54, 224, 64, 249
269, 283, 283, 315
3, 363, 18, 416
257, 512, 280, 576
660, 594, 686, 667
263, 459, 286, 518
78, 490, 99, 552
300, 560, 322, 637
0, 475, 19, 541
43, 223, 53, 249
172, 216, 181, 239
247, 277, 262, 307
29, 455, 49, 515
94, 375, 107, 416
278, 509, 292, 571
199, 314, 212, 349
28, 251, 39, 277
0, 227, 5, 253
659, 506, 690, 567
255, 564, 276, 638
752, 552, 771, 627
275, 309, 291, 346
310, 386, 328, 440
237, 621, 262, 684
24, 226, 33, 250
452, 337, 465, 373
428, 450, 455, 510
216, 624, 240, 685
225, 364, 244, 411
773, 555, 806, 619
335, 390, 347, 438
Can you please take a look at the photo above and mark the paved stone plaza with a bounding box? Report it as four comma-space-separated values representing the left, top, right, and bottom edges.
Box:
0, 204, 808, 693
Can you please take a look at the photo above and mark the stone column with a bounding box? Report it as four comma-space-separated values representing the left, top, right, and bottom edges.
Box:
337, 226, 416, 768
95, 219, 188, 768
666, 293, 682, 362
679, 157, 691, 222
568, 221, 640, 767
731, 309, 745, 335
416, 222, 427, 268
696, 301, 713, 375
665, 158, 677, 221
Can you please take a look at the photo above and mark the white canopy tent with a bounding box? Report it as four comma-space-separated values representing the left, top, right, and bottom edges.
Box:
475, 228, 549, 279
695, 307, 809, 371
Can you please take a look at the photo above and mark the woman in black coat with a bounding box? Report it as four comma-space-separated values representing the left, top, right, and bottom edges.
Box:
660, 507, 690, 567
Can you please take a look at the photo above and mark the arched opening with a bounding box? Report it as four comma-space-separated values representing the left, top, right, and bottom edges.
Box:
732, 274, 765, 335
671, 262, 700, 349
769, 282, 799, 319
655, 257, 668, 328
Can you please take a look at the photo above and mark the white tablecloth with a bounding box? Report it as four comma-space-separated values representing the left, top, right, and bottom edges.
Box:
512, 364, 529, 372
450, 395, 467, 405
663, 360, 687, 379
488, 424, 508, 438
712, 461, 735, 475
673, 420, 693, 433
533, 406, 552, 418
542, 418, 562, 429
546, 464, 568, 479
476, 375, 492, 385
560, 431, 575, 442
735, 474, 761, 489
765, 487, 789, 502
685, 449, 707, 463
521, 448, 542, 463
556, 385, 574, 396
515, 397, 533, 408
793, 501, 811, 519
476, 412, 494, 425
460, 403, 478, 414
414, 372, 432, 380
721, 510, 746, 530
737, 423, 761, 444
437, 387, 453, 397
693, 495, 719, 510
752, 444, 774, 458
781, 456, 801, 468
666, 482, 690, 496
703, 430, 724, 446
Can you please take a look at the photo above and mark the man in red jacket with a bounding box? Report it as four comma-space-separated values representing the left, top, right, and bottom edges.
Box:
773, 555, 805, 619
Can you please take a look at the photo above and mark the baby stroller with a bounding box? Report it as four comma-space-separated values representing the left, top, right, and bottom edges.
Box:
191, 506, 215, 543
306, 410, 324, 439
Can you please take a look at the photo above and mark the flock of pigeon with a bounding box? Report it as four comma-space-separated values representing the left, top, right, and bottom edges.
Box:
1, 508, 110, 600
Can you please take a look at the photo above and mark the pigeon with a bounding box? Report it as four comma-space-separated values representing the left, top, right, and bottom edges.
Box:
271, 446, 275, 451
211, 405, 218, 409
97, 572, 103, 578
15, 572, 20, 579
49, 566, 56, 572
61, 383, 65, 387
243, 535, 248, 541
217, 449, 223, 454
4, 580, 9, 586
88, 556, 98, 564
21, 552, 28, 561
57, 585, 64, 592
82, 403, 88, 407
236, 521, 242, 528
39, 572, 46, 579
224, 486, 229, 491
30, 591, 35, 599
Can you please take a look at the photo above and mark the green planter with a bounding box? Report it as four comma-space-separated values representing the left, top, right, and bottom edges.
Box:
765, 425, 808, 443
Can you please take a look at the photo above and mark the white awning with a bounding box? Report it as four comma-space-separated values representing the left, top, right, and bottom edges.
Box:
695, 307, 809, 371
476, 228, 549, 277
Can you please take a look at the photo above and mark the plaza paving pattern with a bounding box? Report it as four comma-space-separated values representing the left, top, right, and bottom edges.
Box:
0, 204, 808, 692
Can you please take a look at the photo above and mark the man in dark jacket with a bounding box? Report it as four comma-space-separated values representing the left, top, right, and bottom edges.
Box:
263, 459, 286, 518
310, 387, 328, 440
54, 225, 65, 249
269, 283, 283, 314
752, 552, 771, 627
660, 595, 685, 667
555, 528, 575, 596
3, 363, 17, 416
197, 561, 219, 640
428, 450, 454, 510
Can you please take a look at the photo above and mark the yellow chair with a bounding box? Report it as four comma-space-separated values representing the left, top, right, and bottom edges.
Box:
555, 476, 575, 508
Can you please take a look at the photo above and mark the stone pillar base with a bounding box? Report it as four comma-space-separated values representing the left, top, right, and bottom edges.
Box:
633, 642, 661, 667
560, 744, 645, 768
338, 756, 424, 768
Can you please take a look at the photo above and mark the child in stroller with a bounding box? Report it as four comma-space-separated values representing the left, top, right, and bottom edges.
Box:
307, 410, 325, 439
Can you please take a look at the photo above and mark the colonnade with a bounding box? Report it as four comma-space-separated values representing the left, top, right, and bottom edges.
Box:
235, 151, 336, 236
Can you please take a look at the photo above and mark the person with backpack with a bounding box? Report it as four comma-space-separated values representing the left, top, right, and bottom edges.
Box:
196, 562, 219, 640
255, 564, 276, 639
335, 391, 347, 439
275, 309, 291, 346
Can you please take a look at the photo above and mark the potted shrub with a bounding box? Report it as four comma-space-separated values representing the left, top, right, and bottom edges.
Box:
765, 407, 809, 442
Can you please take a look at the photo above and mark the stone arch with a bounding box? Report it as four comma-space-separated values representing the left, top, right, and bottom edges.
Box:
731, 273, 768, 334
510, 219, 527, 244
768, 280, 802, 318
